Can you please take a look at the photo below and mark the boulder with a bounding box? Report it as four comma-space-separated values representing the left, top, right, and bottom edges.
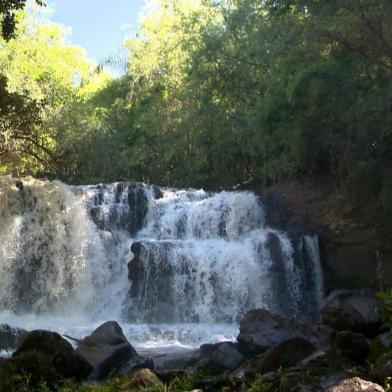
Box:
14, 329, 72, 356
153, 349, 200, 371
0, 324, 27, 351
195, 342, 245, 371
76, 321, 145, 379
13, 329, 92, 381
321, 290, 382, 337
334, 331, 369, 363
324, 377, 385, 392
124, 368, 163, 389
117, 354, 154, 375
242, 337, 317, 376
237, 309, 332, 355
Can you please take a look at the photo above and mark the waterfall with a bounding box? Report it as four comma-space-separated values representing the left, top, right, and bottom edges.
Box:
0, 176, 324, 348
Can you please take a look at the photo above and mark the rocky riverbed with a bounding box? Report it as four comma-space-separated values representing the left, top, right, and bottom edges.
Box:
1, 288, 391, 391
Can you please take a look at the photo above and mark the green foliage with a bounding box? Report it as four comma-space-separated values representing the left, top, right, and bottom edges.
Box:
385, 376, 392, 392
0, 0, 391, 227
0, 7, 110, 177
162, 375, 193, 392
248, 374, 270, 392
378, 288, 392, 332
0, 0, 44, 40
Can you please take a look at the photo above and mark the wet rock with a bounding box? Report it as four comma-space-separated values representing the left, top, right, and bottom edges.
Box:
12, 330, 92, 381
128, 241, 144, 296
127, 241, 177, 323
0, 324, 27, 350
124, 368, 163, 389
334, 331, 369, 363
154, 349, 200, 371
76, 321, 143, 379
196, 342, 245, 371
14, 329, 71, 356
324, 377, 385, 392
242, 337, 317, 376
127, 183, 149, 235
117, 355, 154, 375
237, 309, 332, 355
321, 290, 382, 337
87, 182, 149, 235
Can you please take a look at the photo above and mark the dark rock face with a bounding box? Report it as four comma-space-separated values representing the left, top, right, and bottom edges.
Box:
14, 329, 73, 356
0, 324, 27, 350
87, 182, 153, 236
259, 191, 324, 320
237, 309, 332, 355
12, 330, 92, 381
257, 182, 392, 291
321, 290, 382, 337
196, 342, 245, 371
241, 337, 317, 376
334, 331, 369, 363
76, 321, 145, 379
153, 349, 200, 371
127, 241, 178, 323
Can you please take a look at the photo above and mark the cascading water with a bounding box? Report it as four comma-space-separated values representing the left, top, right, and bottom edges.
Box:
0, 176, 324, 352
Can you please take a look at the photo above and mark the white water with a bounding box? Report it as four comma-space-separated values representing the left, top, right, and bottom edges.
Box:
0, 177, 324, 352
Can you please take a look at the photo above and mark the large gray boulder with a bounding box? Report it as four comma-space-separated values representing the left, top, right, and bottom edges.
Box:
240, 337, 317, 377
153, 349, 200, 371
195, 342, 245, 371
76, 321, 147, 379
237, 309, 332, 355
321, 290, 382, 337
13, 329, 92, 381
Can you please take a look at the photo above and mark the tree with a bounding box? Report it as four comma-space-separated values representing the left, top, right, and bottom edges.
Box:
0, 0, 44, 40
0, 8, 110, 176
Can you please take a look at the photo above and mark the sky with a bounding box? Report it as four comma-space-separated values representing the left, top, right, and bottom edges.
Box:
46, 0, 145, 66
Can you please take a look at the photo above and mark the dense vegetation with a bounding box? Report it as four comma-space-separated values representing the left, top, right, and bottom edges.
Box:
0, 0, 391, 218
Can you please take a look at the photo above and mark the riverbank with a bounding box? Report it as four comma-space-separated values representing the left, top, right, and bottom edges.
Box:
0, 288, 390, 391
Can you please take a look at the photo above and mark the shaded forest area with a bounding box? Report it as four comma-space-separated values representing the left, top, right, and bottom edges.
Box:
0, 0, 391, 221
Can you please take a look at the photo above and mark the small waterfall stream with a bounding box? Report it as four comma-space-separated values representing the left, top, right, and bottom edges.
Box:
0, 176, 324, 351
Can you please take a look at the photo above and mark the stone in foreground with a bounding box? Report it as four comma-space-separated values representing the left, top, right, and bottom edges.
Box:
125, 368, 163, 389
13, 329, 92, 381
324, 377, 384, 392
242, 337, 317, 376
237, 309, 332, 355
196, 342, 245, 371
321, 290, 382, 337
76, 321, 146, 379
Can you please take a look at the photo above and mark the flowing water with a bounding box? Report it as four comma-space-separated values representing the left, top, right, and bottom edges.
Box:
0, 176, 324, 352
